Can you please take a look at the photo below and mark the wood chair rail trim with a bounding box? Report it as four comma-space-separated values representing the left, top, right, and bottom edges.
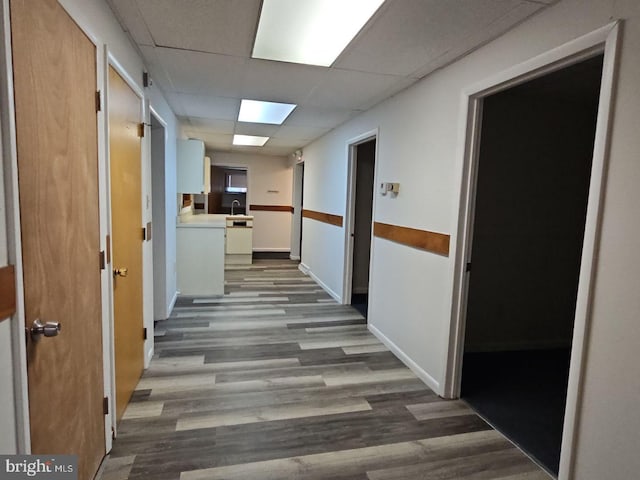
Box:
373, 222, 450, 256
302, 209, 343, 227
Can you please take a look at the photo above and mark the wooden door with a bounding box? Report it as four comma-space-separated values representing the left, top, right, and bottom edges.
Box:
10, 0, 105, 478
108, 66, 144, 422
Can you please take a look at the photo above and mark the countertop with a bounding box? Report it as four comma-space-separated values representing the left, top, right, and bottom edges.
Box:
177, 214, 226, 229
177, 213, 254, 228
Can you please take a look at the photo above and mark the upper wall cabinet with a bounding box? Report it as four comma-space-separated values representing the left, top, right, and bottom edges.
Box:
177, 139, 211, 194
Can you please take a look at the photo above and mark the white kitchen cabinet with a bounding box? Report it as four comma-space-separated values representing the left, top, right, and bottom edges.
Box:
176, 216, 225, 296
177, 139, 211, 194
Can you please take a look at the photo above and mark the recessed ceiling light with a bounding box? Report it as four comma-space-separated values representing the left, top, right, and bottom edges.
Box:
238, 99, 297, 125
233, 134, 269, 147
252, 0, 385, 67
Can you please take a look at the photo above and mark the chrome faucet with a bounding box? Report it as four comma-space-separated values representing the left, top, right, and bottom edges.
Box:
231, 199, 241, 216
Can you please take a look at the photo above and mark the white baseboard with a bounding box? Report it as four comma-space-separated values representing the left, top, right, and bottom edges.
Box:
252, 247, 291, 252
167, 290, 178, 317
368, 324, 441, 395
146, 344, 154, 368
299, 263, 342, 303
290, 255, 300, 261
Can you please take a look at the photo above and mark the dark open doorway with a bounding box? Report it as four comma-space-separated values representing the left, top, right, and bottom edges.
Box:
350, 139, 376, 318
461, 54, 604, 476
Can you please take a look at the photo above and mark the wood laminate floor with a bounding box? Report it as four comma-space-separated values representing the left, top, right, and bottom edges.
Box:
98, 260, 551, 480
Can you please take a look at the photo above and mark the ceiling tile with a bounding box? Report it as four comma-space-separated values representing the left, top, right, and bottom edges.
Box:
185, 117, 235, 134
240, 59, 327, 105
285, 107, 361, 128
234, 123, 279, 137
227, 143, 293, 156
169, 93, 240, 120
273, 125, 330, 141
266, 137, 310, 148
135, 0, 261, 56
107, 0, 154, 45
106, 0, 554, 156
411, 1, 543, 79
304, 68, 403, 110
156, 47, 248, 97
336, 0, 527, 77
184, 131, 233, 150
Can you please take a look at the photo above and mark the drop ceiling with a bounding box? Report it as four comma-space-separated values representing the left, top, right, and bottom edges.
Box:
107, 0, 556, 157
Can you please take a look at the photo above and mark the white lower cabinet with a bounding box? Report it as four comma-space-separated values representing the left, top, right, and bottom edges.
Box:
225, 216, 253, 264
176, 224, 224, 295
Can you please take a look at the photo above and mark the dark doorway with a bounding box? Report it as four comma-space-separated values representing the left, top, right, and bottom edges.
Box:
299, 162, 304, 257
350, 139, 376, 318
461, 54, 604, 475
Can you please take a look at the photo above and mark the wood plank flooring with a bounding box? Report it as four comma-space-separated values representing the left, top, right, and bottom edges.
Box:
98, 260, 550, 480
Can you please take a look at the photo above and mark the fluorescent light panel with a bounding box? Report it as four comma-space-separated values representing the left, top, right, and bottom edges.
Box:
233, 134, 269, 147
239, 99, 296, 124
252, 0, 385, 67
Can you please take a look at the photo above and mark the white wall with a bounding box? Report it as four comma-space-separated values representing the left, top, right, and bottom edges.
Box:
151, 99, 178, 324
58, 0, 180, 366
0, 111, 16, 453
151, 119, 167, 320
210, 152, 293, 252
300, 0, 640, 477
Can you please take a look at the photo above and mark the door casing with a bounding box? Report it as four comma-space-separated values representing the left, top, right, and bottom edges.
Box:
7, 0, 110, 475
0, 0, 115, 454
343, 129, 379, 305
107, 60, 145, 425
445, 22, 621, 480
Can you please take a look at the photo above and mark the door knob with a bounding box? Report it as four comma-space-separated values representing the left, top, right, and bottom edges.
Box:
113, 267, 128, 277
30, 319, 61, 341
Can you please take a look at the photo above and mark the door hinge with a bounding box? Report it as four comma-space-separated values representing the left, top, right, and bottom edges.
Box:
143, 327, 148, 340
99, 251, 106, 270
95, 90, 101, 112
137, 122, 145, 138
106, 235, 111, 265
103, 397, 109, 415
466, 262, 472, 272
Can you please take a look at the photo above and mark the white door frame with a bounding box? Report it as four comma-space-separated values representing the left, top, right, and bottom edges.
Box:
444, 22, 620, 480
0, 0, 31, 452
342, 129, 378, 305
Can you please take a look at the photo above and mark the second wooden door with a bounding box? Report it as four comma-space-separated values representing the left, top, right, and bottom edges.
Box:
108, 66, 144, 422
